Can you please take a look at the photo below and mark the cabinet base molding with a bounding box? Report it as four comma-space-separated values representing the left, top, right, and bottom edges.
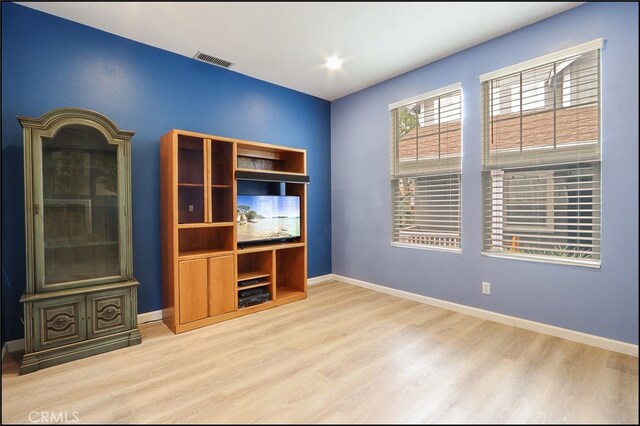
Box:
170, 291, 307, 334
19, 329, 141, 375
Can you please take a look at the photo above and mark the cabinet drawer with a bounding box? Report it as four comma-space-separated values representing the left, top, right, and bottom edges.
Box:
87, 288, 133, 338
33, 295, 87, 351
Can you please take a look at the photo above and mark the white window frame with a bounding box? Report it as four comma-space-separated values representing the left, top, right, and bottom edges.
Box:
481, 39, 603, 268
389, 83, 462, 252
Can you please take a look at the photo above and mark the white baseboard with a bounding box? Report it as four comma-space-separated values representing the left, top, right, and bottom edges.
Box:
308, 274, 336, 286
137, 310, 163, 324
2, 338, 25, 357
332, 274, 638, 357
7, 338, 25, 353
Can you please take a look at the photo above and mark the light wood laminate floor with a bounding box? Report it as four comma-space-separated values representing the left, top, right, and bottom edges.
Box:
2, 280, 638, 424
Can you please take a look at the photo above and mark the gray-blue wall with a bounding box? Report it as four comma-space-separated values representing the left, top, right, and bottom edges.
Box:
331, 2, 638, 344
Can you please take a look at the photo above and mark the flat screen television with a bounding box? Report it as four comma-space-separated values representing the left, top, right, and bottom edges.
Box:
237, 195, 301, 245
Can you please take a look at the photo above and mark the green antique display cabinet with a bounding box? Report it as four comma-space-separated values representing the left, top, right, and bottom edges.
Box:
18, 108, 141, 374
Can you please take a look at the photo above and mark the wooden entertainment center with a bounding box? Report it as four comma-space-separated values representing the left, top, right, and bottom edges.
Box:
160, 129, 308, 333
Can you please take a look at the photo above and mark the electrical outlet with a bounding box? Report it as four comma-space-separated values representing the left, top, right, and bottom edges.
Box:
482, 281, 491, 295
188, 204, 194, 212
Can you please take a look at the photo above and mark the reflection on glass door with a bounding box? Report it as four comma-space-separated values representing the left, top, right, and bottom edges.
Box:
42, 125, 120, 284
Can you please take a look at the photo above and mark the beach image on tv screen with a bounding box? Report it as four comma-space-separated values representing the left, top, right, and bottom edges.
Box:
237, 195, 300, 243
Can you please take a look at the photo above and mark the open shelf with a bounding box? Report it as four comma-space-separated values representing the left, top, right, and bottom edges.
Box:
178, 226, 233, 257
237, 280, 271, 290
178, 248, 234, 260
235, 169, 310, 184
276, 287, 305, 300
237, 271, 271, 282
178, 222, 233, 229
238, 300, 273, 311
276, 246, 305, 300
237, 241, 304, 254
237, 250, 273, 306
236, 142, 305, 174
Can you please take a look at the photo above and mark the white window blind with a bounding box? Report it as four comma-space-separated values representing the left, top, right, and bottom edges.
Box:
390, 84, 462, 250
481, 43, 601, 267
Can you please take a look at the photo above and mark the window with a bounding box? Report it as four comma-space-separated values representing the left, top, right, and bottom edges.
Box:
510, 80, 545, 112
503, 170, 555, 232
389, 83, 462, 250
481, 39, 602, 266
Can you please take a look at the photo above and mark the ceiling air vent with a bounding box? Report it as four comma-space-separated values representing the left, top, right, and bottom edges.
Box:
194, 51, 234, 69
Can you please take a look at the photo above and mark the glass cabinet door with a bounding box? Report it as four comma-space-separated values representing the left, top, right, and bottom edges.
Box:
177, 135, 205, 224
36, 124, 124, 290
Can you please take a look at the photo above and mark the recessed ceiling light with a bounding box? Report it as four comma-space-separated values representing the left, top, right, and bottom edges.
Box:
326, 57, 343, 70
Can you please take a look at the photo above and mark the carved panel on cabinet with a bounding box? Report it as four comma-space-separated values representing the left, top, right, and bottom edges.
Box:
88, 288, 132, 338
33, 296, 86, 351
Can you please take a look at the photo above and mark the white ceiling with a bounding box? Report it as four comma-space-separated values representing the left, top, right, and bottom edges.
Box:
19, 2, 583, 101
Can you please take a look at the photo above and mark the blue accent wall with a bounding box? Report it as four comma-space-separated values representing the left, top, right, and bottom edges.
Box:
331, 3, 638, 344
1, 3, 332, 342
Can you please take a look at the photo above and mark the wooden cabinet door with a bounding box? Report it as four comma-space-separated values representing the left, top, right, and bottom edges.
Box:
87, 287, 132, 338
179, 259, 209, 324
33, 295, 87, 351
209, 255, 235, 316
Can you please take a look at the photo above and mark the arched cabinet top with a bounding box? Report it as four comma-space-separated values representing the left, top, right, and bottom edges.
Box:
17, 107, 135, 141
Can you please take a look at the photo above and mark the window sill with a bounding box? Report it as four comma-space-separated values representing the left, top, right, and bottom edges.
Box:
482, 251, 601, 268
391, 242, 461, 254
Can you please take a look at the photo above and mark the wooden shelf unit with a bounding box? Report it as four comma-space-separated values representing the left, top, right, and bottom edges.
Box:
161, 129, 308, 334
